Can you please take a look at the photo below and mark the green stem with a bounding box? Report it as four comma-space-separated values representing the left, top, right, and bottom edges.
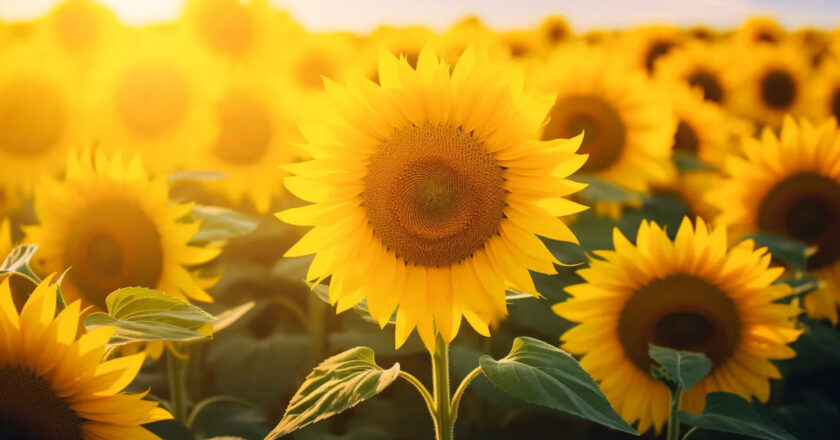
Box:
431, 335, 454, 440
681, 426, 698, 440
166, 344, 190, 423
399, 371, 435, 419
666, 387, 683, 440
450, 367, 482, 420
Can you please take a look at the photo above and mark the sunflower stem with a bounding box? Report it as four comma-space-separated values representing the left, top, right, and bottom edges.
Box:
450, 366, 482, 420
431, 335, 455, 440
666, 386, 683, 440
166, 343, 190, 423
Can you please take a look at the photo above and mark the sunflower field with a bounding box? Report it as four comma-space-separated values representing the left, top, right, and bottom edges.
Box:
2, 1, 840, 439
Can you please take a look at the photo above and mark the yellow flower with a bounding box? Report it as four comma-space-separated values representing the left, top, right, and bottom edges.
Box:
538, 15, 571, 46
196, 68, 304, 213
710, 117, 840, 323
806, 59, 840, 123
0, 275, 172, 439
89, 29, 223, 174
0, 41, 87, 196
277, 47, 587, 352
0, 218, 10, 261
734, 16, 786, 46
554, 218, 801, 433
538, 44, 676, 192
25, 150, 221, 312
667, 83, 740, 167
655, 41, 738, 106
34, 0, 124, 70
616, 25, 681, 74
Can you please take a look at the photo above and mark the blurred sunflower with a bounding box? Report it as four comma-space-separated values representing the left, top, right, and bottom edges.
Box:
668, 83, 736, 167
710, 117, 840, 323
617, 25, 681, 74
0, 275, 172, 439
735, 16, 785, 45
499, 29, 542, 59
90, 30, 222, 174
554, 218, 801, 433
807, 59, 840, 123
655, 41, 736, 105
278, 47, 587, 352
538, 15, 571, 46
181, 0, 301, 62
538, 45, 676, 192
25, 150, 221, 312
433, 17, 504, 65
361, 25, 436, 83
281, 32, 361, 93
34, 0, 123, 69
0, 218, 10, 260
794, 27, 831, 67
732, 43, 811, 128
198, 68, 303, 213
0, 42, 84, 196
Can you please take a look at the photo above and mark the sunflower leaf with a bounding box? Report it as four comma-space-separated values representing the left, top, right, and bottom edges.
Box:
743, 232, 812, 273
678, 392, 797, 440
673, 152, 715, 172
648, 344, 712, 391
190, 205, 259, 243
0, 244, 40, 284
212, 301, 256, 333
479, 337, 638, 435
265, 347, 400, 439
575, 175, 645, 203
86, 287, 214, 345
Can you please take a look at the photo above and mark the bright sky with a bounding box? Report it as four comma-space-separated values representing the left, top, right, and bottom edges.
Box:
0, 0, 838, 32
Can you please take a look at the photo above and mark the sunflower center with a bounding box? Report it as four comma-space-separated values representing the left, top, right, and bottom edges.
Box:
830, 88, 840, 122
673, 120, 699, 155
0, 366, 82, 440
52, 0, 100, 53
688, 70, 724, 103
645, 40, 675, 72
618, 273, 741, 371
543, 95, 626, 172
0, 78, 66, 157
756, 31, 778, 44
760, 69, 796, 110
65, 199, 164, 310
116, 62, 189, 139
363, 124, 505, 266
757, 172, 840, 270
212, 90, 273, 166
196, 0, 254, 55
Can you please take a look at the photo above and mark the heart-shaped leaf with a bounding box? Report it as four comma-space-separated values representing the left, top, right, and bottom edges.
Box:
85, 287, 213, 345
266, 347, 400, 439
191, 205, 259, 242
649, 345, 712, 391
479, 337, 637, 435
679, 392, 797, 440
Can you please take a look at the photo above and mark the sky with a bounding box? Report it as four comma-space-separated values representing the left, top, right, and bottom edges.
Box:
0, 0, 838, 32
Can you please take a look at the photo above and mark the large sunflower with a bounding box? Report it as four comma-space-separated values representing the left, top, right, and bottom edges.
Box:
655, 41, 737, 106
25, 150, 221, 312
196, 68, 303, 213
277, 47, 587, 352
710, 117, 840, 323
538, 44, 676, 192
0, 275, 171, 439
0, 41, 85, 196
554, 218, 801, 433
731, 43, 812, 128
89, 29, 223, 175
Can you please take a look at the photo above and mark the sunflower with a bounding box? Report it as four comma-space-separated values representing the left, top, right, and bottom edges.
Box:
554, 218, 801, 433
654, 41, 737, 106
735, 17, 786, 45
538, 44, 676, 193
616, 25, 681, 74
0, 275, 171, 439
89, 29, 223, 175
180, 0, 301, 62
0, 218, 10, 260
731, 42, 812, 128
668, 83, 738, 167
807, 59, 840, 123
0, 41, 85, 196
196, 68, 303, 213
709, 117, 840, 323
25, 150, 221, 312
538, 15, 571, 46
277, 47, 587, 352
279, 32, 362, 93
33, 0, 123, 69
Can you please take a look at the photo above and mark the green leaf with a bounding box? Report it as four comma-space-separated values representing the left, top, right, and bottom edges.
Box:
266, 347, 400, 439
85, 287, 214, 345
648, 345, 712, 391
167, 170, 228, 185
744, 232, 813, 273
190, 205, 258, 242
673, 152, 715, 172
0, 244, 40, 283
778, 276, 821, 300
679, 392, 797, 440
576, 175, 644, 203
479, 337, 637, 435
212, 301, 256, 333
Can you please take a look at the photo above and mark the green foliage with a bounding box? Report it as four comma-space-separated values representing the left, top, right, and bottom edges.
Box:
679, 392, 797, 440
648, 345, 712, 391
0, 243, 40, 282
266, 347, 400, 439
312, 284, 396, 325
778, 275, 821, 301
212, 301, 256, 333
479, 337, 638, 435
673, 153, 715, 172
191, 205, 259, 242
576, 175, 644, 203
744, 232, 812, 273
85, 287, 214, 345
